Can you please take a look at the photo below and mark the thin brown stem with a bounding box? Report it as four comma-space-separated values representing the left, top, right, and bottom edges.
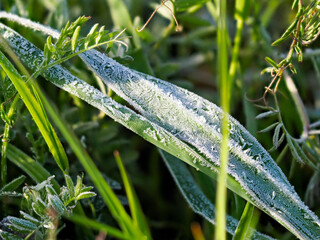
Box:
136, 0, 181, 32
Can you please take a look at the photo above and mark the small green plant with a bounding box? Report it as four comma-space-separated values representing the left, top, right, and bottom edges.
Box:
258, 0, 320, 173
263, 0, 320, 97
1, 1, 320, 239
0, 174, 95, 239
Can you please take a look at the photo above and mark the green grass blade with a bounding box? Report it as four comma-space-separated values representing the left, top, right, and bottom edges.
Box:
114, 151, 152, 239
175, 0, 209, 12
79, 50, 320, 239
216, 0, 230, 238
160, 149, 276, 240
0, 175, 26, 192
32, 87, 143, 238
0, 50, 69, 173
105, 0, 132, 30
104, 0, 140, 48
66, 214, 129, 239
2, 23, 320, 240
232, 202, 255, 240
6, 144, 59, 191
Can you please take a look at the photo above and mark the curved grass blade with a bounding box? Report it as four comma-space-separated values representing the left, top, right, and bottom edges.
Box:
232, 202, 255, 240
6, 144, 59, 191
79, 50, 320, 239
1, 22, 320, 239
66, 214, 129, 240
0, 50, 69, 173
160, 149, 276, 240
114, 151, 152, 239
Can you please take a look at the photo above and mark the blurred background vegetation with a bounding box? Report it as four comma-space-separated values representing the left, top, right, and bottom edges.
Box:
0, 0, 319, 239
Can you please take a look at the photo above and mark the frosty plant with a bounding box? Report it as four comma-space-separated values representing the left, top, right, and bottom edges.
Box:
0, 175, 95, 239
1, 12, 320, 240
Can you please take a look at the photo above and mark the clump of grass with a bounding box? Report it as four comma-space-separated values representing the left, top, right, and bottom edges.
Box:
0, 1, 320, 240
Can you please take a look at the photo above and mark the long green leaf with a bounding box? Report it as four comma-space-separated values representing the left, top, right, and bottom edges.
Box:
232, 202, 255, 240
114, 151, 152, 239
1, 22, 320, 239
0, 175, 26, 192
6, 144, 59, 191
66, 214, 129, 239
160, 149, 275, 240
0, 49, 68, 173
175, 0, 209, 12
78, 49, 320, 239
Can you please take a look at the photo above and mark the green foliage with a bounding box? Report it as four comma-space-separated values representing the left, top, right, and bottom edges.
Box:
0, 1, 320, 240
0, 175, 95, 239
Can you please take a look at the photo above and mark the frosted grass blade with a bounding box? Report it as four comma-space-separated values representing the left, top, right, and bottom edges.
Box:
160, 149, 276, 240
1, 22, 320, 239
79, 50, 320, 239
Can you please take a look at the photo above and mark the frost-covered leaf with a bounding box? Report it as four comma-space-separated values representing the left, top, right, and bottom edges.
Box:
0, 230, 23, 240
48, 194, 67, 215
258, 122, 279, 133
20, 211, 41, 225
75, 191, 96, 200
256, 110, 278, 119
64, 174, 75, 198
160, 150, 275, 240
272, 123, 283, 149
32, 198, 47, 218
1, 22, 320, 240
79, 49, 320, 239
74, 175, 83, 197
6, 216, 37, 233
